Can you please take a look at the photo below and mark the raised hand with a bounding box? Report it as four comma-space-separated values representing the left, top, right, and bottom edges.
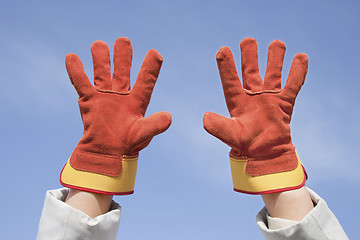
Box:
203, 38, 308, 194
61, 37, 172, 195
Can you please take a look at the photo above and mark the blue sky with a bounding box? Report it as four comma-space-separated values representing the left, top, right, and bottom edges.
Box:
0, 0, 359, 239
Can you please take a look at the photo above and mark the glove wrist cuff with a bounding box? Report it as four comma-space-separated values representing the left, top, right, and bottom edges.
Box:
60, 155, 139, 195
230, 150, 307, 195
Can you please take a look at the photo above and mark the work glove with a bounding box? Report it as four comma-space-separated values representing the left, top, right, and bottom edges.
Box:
203, 38, 308, 194
60, 37, 172, 195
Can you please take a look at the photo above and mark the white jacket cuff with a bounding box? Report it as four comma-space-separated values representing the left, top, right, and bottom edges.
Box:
266, 214, 298, 230
256, 187, 348, 240
37, 188, 121, 240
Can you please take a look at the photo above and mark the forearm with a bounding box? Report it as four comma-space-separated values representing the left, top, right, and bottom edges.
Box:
65, 189, 113, 218
261, 186, 314, 221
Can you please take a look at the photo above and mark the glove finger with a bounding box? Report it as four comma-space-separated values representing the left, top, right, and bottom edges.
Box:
203, 111, 239, 146
263, 40, 286, 91
240, 38, 263, 92
91, 40, 112, 90
132, 111, 172, 144
131, 49, 163, 115
112, 37, 132, 92
65, 53, 94, 97
282, 53, 308, 101
216, 47, 244, 115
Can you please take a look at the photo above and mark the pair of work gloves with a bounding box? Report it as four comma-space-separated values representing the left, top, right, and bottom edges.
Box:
60, 37, 308, 195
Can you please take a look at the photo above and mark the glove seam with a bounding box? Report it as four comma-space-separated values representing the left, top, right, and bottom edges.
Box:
73, 148, 138, 159
96, 88, 131, 95
229, 146, 295, 161
244, 88, 281, 95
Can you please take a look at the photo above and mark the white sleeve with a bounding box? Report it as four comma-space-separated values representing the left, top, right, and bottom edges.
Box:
256, 187, 348, 240
37, 188, 121, 240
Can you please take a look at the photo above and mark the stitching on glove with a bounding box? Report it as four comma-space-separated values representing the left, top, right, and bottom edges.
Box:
73, 148, 123, 158
96, 88, 131, 95
70, 149, 123, 176
249, 147, 296, 161
244, 89, 281, 95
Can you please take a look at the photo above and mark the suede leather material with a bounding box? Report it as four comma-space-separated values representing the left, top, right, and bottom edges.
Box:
64, 37, 172, 177
69, 149, 123, 177
203, 38, 308, 176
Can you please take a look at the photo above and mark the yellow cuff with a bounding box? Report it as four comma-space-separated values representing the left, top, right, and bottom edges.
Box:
230, 151, 306, 194
60, 155, 138, 195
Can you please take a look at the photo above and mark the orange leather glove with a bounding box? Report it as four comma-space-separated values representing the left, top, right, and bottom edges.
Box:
60, 37, 172, 195
203, 38, 308, 194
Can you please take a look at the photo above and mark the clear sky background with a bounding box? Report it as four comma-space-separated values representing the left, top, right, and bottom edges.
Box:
0, 1, 359, 239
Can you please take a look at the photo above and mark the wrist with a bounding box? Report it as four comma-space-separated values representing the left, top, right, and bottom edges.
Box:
65, 189, 113, 218
261, 186, 314, 221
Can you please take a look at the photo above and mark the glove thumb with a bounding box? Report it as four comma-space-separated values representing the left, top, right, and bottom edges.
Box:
203, 112, 239, 147
131, 111, 172, 145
